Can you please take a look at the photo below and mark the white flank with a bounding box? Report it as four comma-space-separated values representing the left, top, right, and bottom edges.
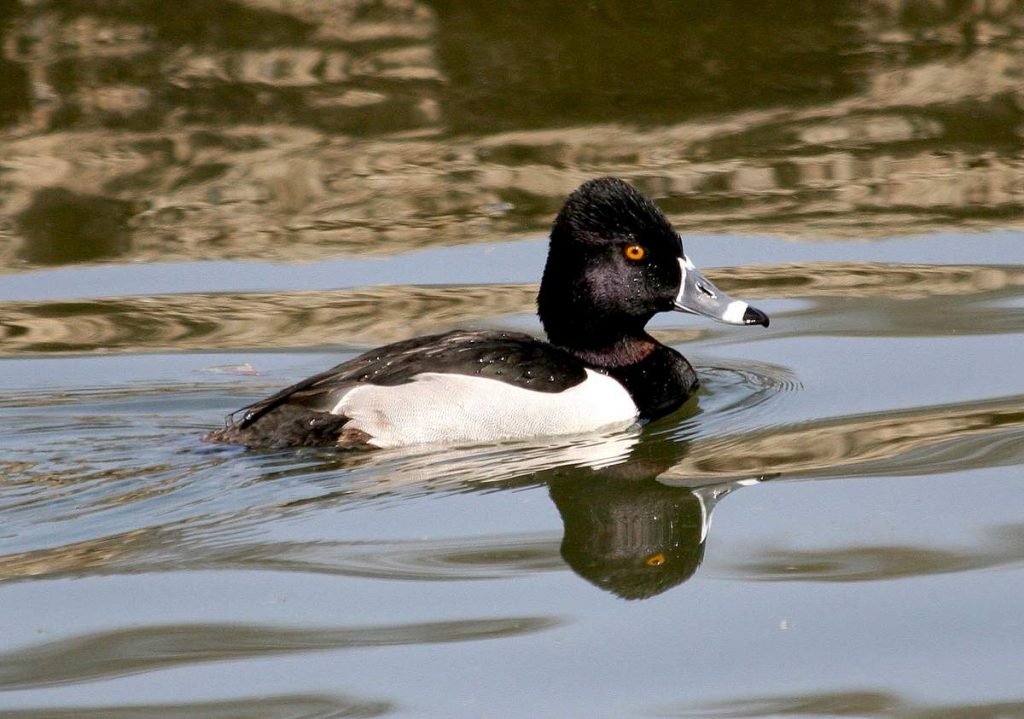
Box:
332, 370, 639, 448
722, 300, 748, 324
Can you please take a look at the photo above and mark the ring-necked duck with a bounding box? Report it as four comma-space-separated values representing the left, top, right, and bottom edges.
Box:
206, 177, 768, 449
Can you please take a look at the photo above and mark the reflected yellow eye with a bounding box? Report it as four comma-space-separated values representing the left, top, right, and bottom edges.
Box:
624, 244, 646, 261
645, 552, 666, 567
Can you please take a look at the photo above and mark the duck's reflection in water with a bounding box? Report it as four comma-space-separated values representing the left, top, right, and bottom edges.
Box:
242, 424, 767, 598
529, 432, 762, 599
550, 474, 755, 599
0, 425, 765, 600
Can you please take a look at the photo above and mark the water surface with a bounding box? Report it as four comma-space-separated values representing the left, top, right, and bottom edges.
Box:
2, 2, 1024, 717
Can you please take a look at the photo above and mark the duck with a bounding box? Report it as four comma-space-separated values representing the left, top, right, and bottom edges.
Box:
206, 177, 769, 449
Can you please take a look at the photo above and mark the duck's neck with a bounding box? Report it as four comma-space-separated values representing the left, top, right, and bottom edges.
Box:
538, 280, 658, 367
550, 326, 659, 369
540, 308, 699, 421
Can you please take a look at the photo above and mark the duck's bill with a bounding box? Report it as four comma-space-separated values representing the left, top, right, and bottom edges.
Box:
673, 256, 770, 327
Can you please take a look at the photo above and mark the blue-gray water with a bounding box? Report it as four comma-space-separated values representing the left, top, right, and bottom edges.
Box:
2, 2, 1024, 717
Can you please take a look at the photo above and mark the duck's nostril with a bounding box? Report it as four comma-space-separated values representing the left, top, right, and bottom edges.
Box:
697, 282, 715, 298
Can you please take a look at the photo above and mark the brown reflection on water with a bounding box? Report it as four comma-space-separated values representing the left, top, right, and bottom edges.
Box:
0, 693, 393, 719
719, 523, 1024, 584
15, 188, 138, 265
2, 2, 1024, 269
0, 528, 564, 584
0, 529, 160, 581
665, 394, 1024, 482
3, 261, 1020, 355
724, 262, 1024, 301
0, 616, 559, 691
662, 690, 1024, 718
0, 283, 536, 355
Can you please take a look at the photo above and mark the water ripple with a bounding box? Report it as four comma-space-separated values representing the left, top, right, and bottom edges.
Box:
712, 523, 1024, 583
0, 693, 393, 719
1, 263, 1020, 355
0, 616, 561, 691
650, 358, 800, 444
0, 530, 564, 584
661, 393, 1024, 483
657, 689, 1024, 718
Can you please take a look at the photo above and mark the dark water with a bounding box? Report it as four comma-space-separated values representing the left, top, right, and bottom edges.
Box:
2, 2, 1024, 716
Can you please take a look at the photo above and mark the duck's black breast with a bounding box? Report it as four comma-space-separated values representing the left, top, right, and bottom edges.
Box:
207, 330, 595, 448
602, 346, 699, 421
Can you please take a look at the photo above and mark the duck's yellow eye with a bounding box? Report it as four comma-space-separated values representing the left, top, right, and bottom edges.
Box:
645, 552, 666, 567
624, 244, 646, 261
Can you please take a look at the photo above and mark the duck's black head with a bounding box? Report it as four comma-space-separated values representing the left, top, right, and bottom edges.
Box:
538, 177, 768, 358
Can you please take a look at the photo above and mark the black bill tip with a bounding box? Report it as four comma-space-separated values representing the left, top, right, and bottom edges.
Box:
743, 306, 770, 327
